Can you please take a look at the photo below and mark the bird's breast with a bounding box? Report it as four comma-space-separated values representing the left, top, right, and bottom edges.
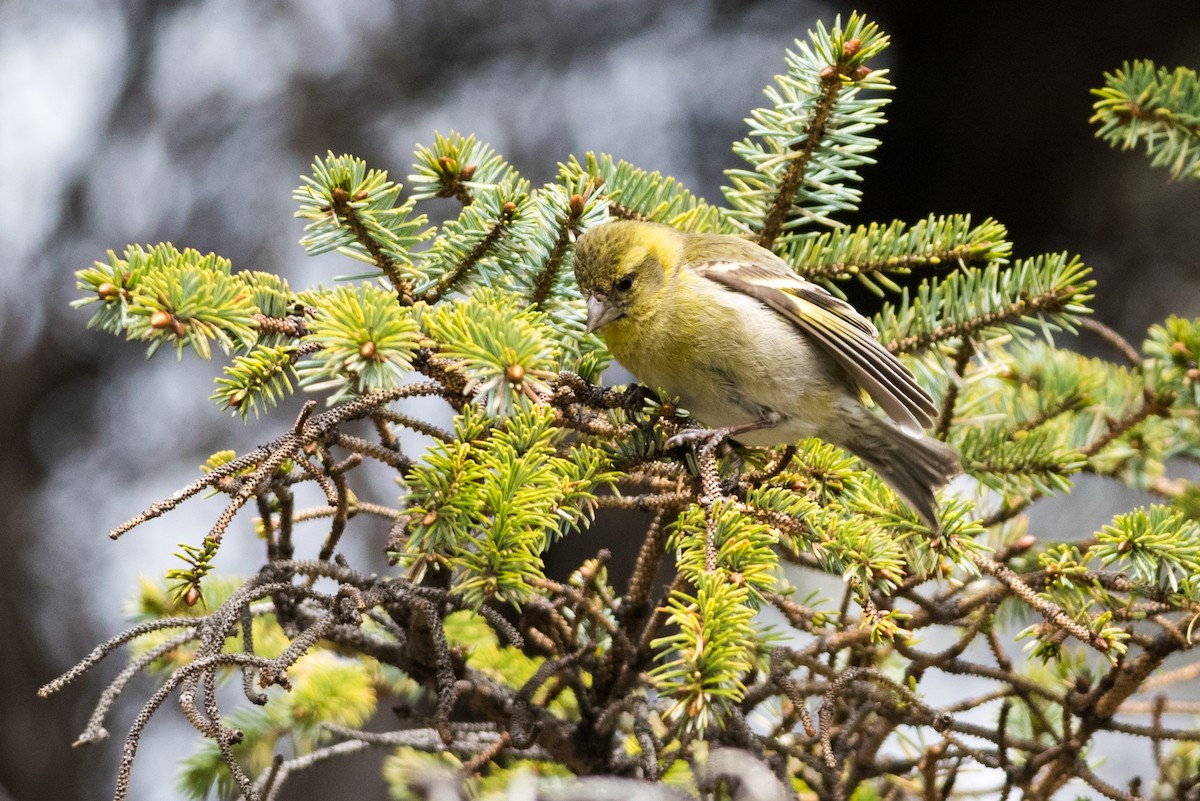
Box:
602, 283, 847, 441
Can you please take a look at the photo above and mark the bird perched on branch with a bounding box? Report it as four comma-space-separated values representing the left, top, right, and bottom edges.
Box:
573, 219, 960, 530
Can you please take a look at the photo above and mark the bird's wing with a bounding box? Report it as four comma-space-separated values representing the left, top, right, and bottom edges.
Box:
693, 259, 937, 435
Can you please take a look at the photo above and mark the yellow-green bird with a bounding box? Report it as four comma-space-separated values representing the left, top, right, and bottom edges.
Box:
573, 219, 960, 530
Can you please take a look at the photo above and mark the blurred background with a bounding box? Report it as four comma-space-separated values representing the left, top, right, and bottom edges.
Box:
3, 1, 1199, 799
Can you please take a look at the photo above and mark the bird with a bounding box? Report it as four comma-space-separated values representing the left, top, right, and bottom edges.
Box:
572, 219, 961, 530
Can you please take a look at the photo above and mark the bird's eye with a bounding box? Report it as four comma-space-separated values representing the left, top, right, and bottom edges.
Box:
616, 275, 634, 292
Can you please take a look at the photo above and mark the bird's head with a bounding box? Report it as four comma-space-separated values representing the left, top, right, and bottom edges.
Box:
573, 220, 680, 334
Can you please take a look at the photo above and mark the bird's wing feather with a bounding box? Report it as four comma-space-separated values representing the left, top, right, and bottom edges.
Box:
693, 259, 937, 434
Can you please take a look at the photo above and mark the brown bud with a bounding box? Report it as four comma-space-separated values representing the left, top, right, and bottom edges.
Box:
729, 571, 745, 586
1117, 540, 1132, 554
506, 363, 526, 383
819, 65, 838, 81
149, 310, 173, 329
97, 282, 121, 301
568, 194, 585, 217
592, 174, 605, 188
1044, 562, 1059, 575
502, 201, 517, 217
437, 156, 456, 174
331, 186, 349, 204
1186, 367, 1200, 382
842, 38, 862, 58
303, 442, 319, 455
228, 391, 244, 409
171, 317, 187, 339
353, 189, 369, 201
183, 586, 201, 607
460, 164, 476, 180
421, 510, 438, 527
1170, 341, 1189, 355
852, 65, 872, 81
1073, 673, 1092, 693
1014, 534, 1038, 552
359, 340, 377, 359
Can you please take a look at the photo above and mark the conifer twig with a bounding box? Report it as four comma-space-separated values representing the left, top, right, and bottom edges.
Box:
756, 70, 844, 251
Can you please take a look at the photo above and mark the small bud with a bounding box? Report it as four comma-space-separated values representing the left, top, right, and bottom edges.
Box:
359, 340, 377, 359
1186, 368, 1200, 382
592, 174, 605, 188
568, 194, 585, 217
437, 156, 456, 174
183, 586, 201, 607
303, 442, 319, 455
421, 510, 438, 526
460, 164, 476, 180
502, 201, 517, 217
1014, 534, 1038, 552
852, 65, 872, 81
1117, 540, 1133, 554
1044, 562, 1059, 575
149, 310, 173, 330
171, 318, 187, 339
97, 282, 121, 301
228, 391, 244, 409
353, 189, 369, 201
331, 186, 349, 204
729, 571, 745, 586
506, 363, 526, 383
842, 38, 862, 58
1170, 341, 1189, 356
819, 65, 838, 81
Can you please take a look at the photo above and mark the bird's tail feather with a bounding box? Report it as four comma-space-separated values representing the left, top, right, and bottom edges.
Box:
839, 415, 961, 531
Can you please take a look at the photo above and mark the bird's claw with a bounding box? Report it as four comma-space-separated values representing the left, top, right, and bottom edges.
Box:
665, 427, 730, 453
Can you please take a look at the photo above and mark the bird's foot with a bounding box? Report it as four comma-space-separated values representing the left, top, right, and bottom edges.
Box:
665, 426, 728, 453
665, 413, 781, 455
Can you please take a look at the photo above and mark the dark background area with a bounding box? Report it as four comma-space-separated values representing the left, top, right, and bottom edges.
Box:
2, 2, 1198, 799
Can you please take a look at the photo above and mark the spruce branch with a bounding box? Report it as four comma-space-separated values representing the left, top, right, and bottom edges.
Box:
879, 253, 1094, 355
722, 12, 892, 246
1091, 60, 1200, 181
409, 131, 514, 204
418, 193, 520, 303
786, 215, 1011, 297
562, 152, 736, 234
293, 152, 431, 300
1079, 317, 1142, 366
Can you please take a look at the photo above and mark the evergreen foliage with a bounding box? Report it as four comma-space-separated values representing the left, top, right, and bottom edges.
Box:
49, 14, 1200, 801
1092, 60, 1200, 180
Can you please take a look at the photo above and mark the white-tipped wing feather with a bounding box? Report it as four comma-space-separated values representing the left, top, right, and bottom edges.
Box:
693, 259, 937, 435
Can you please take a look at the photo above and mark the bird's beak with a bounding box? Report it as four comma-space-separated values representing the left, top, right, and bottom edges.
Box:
585, 294, 621, 333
